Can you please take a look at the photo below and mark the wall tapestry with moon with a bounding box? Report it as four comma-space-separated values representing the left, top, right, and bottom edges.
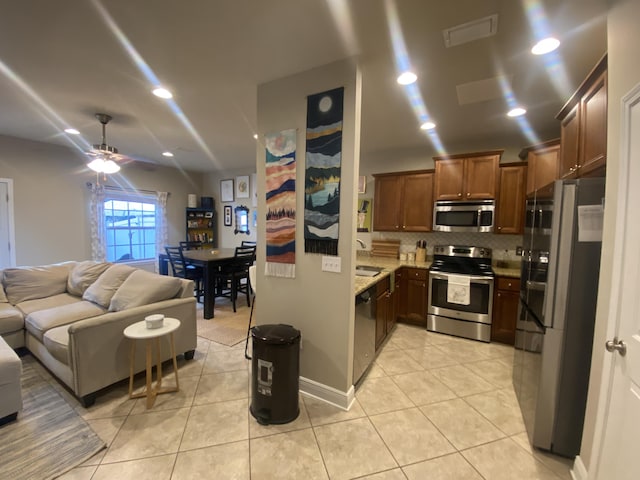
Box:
304, 86, 344, 255
265, 128, 297, 278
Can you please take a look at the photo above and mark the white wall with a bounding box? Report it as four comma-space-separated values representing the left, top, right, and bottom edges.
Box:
0, 134, 204, 266
579, 0, 640, 472
256, 59, 361, 393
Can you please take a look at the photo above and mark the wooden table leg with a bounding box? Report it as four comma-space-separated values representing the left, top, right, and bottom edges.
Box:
128, 339, 136, 398
170, 332, 180, 391
155, 337, 163, 390
145, 339, 155, 409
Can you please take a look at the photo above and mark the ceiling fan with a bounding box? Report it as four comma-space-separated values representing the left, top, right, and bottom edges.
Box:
86, 113, 124, 174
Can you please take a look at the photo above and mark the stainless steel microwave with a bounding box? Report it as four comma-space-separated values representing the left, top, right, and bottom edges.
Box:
433, 200, 495, 232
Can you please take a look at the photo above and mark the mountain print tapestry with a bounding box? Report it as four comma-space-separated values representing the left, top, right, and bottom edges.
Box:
304, 87, 344, 255
265, 128, 297, 278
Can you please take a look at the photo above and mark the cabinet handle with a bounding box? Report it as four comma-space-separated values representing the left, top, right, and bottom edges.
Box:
508, 282, 512, 287
458, 193, 462, 197
497, 292, 501, 297
467, 192, 470, 197
498, 226, 502, 230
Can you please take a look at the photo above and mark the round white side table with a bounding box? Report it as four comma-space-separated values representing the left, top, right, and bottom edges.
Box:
124, 317, 181, 409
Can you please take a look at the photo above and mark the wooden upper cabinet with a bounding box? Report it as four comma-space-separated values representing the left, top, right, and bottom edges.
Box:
526, 140, 560, 195
373, 170, 434, 232
433, 151, 501, 201
497, 163, 527, 235
557, 54, 607, 179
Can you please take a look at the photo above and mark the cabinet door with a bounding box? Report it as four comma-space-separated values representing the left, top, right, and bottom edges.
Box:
389, 270, 401, 330
496, 165, 527, 234
527, 142, 561, 194
375, 290, 389, 350
491, 288, 519, 345
579, 70, 607, 176
402, 172, 434, 231
396, 269, 407, 319
405, 268, 427, 326
373, 175, 402, 231
434, 159, 465, 200
559, 105, 580, 180
465, 154, 499, 199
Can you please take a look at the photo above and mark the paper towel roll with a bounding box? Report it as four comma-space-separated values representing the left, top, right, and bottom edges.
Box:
188, 194, 197, 208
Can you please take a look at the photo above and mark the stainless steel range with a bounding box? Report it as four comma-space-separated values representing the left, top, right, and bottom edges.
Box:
427, 245, 494, 342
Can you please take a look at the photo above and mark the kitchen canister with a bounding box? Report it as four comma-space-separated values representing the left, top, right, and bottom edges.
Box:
416, 247, 426, 263
187, 194, 198, 208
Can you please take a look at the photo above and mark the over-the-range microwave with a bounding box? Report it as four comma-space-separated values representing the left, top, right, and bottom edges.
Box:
433, 200, 495, 233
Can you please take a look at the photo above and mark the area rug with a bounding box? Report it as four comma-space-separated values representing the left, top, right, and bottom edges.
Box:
196, 299, 253, 347
0, 356, 105, 480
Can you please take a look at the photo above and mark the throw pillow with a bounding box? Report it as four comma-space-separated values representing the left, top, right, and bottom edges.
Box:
67, 261, 111, 296
3, 263, 74, 305
83, 264, 136, 308
108, 270, 183, 312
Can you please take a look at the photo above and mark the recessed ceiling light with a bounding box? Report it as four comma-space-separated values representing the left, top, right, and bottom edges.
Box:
64, 128, 80, 135
253, 134, 258, 140
152, 87, 173, 99
420, 121, 436, 130
531, 37, 560, 55
397, 71, 417, 85
162, 151, 174, 157
507, 107, 527, 117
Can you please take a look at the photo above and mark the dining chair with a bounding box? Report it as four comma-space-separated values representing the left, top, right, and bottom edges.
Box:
179, 241, 203, 251
213, 245, 256, 312
244, 264, 257, 360
241, 241, 256, 247
164, 246, 204, 302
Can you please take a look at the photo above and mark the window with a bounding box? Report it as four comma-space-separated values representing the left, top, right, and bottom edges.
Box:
104, 193, 157, 263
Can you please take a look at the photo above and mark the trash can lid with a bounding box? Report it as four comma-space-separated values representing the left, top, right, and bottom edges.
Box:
251, 324, 301, 344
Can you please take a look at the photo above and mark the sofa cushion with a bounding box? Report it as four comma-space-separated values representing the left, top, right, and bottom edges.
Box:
0, 271, 7, 303
83, 264, 136, 308
42, 325, 70, 366
67, 261, 111, 296
25, 301, 106, 342
0, 303, 24, 335
16, 293, 81, 316
3, 263, 75, 305
108, 269, 183, 312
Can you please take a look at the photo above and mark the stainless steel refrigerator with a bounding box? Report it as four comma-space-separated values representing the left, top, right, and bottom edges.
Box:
513, 177, 605, 458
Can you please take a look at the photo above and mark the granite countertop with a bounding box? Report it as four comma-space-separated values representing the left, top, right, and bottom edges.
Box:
353, 255, 521, 295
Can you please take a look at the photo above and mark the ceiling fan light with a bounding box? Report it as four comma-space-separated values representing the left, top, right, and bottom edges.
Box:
507, 107, 527, 117
102, 160, 121, 174
531, 37, 560, 55
420, 121, 436, 130
64, 128, 80, 135
397, 71, 417, 85
162, 151, 174, 157
153, 87, 173, 99
87, 158, 106, 172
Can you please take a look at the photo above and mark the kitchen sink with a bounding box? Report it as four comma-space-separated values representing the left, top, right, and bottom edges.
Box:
355, 265, 383, 277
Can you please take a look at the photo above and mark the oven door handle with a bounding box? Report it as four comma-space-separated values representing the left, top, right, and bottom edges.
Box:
428, 272, 493, 283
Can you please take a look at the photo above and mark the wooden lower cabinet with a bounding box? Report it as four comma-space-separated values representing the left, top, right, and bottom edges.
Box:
375, 277, 391, 350
491, 277, 521, 345
397, 267, 428, 327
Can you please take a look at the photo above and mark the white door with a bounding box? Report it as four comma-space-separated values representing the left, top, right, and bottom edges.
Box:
593, 85, 640, 479
0, 178, 16, 269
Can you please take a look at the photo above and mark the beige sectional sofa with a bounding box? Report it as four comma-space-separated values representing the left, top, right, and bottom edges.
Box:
0, 261, 197, 406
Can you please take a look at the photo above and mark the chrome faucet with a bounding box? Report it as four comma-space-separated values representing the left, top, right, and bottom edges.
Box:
356, 238, 367, 249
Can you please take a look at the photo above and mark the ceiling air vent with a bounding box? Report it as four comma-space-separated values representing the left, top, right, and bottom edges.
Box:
443, 14, 498, 48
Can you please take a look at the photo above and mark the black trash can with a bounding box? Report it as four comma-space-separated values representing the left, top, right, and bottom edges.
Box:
249, 324, 301, 425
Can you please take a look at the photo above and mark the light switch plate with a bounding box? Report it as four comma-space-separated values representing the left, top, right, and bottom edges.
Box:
321, 255, 341, 273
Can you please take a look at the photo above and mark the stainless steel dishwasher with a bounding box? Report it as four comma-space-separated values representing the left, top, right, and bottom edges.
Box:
353, 286, 375, 387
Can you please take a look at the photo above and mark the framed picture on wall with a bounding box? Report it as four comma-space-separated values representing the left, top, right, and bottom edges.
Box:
358, 175, 367, 194
236, 175, 250, 199
224, 205, 232, 226
220, 179, 234, 202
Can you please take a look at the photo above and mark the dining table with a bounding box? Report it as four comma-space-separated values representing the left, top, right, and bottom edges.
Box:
159, 248, 237, 319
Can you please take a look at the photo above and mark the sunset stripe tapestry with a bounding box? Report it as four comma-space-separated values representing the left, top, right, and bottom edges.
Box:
304, 87, 344, 255
265, 128, 297, 278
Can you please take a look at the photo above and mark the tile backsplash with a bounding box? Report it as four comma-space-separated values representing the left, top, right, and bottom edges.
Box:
356, 231, 522, 262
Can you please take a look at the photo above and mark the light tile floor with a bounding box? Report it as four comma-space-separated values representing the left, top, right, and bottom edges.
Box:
46, 323, 574, 480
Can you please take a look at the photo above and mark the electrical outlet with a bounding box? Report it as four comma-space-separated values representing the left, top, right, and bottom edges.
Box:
321, 255, 341, 273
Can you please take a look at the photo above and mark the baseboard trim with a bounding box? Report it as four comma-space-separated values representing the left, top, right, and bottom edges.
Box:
299, 376, 355, 411
571, 455, 588, 480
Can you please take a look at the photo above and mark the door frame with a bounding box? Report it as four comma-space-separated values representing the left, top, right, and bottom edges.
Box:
586, 82, 640, 479
0, 178, 16, 268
